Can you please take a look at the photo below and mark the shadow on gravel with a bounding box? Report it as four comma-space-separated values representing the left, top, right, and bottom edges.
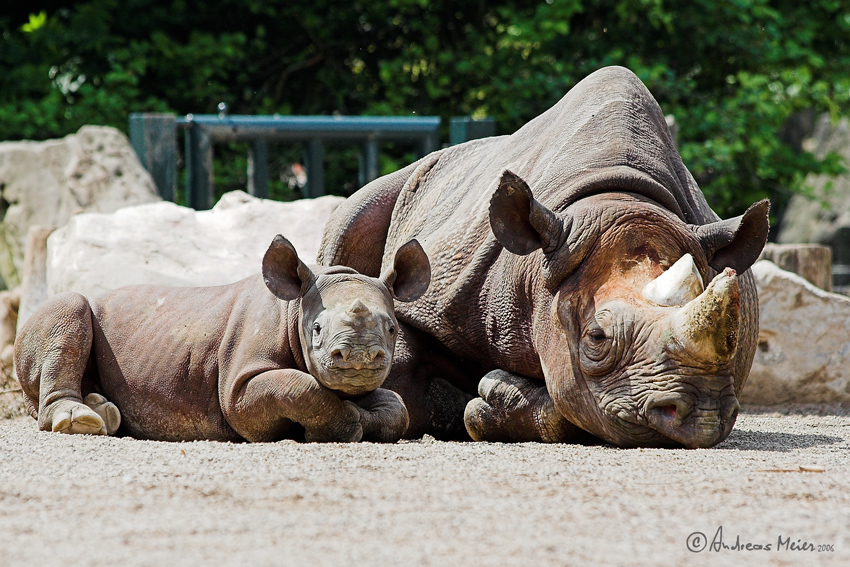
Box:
741, 403, 850, 417
717, 429, 844, 452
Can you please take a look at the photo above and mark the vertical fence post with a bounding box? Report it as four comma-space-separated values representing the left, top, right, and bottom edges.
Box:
248, 139, 269, 198
449, 117, 497, 145
185, 122, 214, 210
304, 139, 325, 198
129, 113, 177, 201
418, 130, 439, 158
359, 138, 380, 187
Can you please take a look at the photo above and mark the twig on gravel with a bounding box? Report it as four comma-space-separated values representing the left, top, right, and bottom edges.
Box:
0, 387, 22, 395
757, 465, 826, 473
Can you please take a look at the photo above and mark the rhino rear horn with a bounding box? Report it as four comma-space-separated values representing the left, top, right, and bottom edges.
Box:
489, 170, 564, 255
642, 253, 704, 306
262, 235, 316, 300
694, 200, 769, 274
380, 239, 431, 302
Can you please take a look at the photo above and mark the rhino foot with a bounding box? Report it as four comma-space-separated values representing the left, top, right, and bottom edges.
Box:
303, 400, 363, 443
464, 370, 578, 443
352, 388, 409, 442
84, 393, 121, 435
42, 398, 106, 435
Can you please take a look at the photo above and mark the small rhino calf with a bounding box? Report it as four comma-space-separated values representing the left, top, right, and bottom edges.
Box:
15, 235, 430, 443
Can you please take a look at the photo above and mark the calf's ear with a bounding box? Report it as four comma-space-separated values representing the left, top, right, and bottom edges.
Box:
694, 200, 770, 274
262, 235, 316, 300
489, 170, 564, 255
380, 239, 430, 302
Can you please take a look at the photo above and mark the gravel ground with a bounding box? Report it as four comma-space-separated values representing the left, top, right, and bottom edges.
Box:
1, 404, 848, 567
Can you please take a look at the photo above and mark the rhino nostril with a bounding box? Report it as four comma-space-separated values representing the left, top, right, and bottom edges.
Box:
331, 347, 350, 363
370, 347, 386, 363
646, 395, 689, 423
658, 404, 678, 419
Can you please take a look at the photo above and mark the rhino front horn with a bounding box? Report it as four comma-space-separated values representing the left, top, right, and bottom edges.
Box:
670, 268, 740, 362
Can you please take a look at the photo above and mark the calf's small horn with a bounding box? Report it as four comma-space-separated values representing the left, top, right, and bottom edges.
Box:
347, 299, 370, 316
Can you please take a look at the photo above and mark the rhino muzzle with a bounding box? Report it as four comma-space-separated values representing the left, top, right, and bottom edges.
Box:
309, 297, 395, 395
327, 299, 391, 370
644, 387, 739, 448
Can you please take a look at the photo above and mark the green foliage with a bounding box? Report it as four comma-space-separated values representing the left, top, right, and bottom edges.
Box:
1, 0, 848, 215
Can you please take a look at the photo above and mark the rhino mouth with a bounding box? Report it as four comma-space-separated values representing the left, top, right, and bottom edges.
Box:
316, 364, 391, 396
314, 346, 390, 395
326, 361, 388, 374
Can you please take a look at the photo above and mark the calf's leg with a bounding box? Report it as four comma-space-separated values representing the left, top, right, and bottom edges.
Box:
350, 388, 409, 442
15, 293, 119, 435
224, 368, 364, 443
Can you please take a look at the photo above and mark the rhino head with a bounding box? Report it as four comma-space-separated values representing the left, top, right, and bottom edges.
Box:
262, 235, 430, 396
490, 171, 769, 448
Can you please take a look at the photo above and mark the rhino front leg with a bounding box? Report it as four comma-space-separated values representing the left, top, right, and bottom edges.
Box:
351, 388, 409, 442
225, 369, 363, 443
464, 370, 583, 443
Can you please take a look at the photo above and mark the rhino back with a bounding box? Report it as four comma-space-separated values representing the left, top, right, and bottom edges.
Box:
379, 68, 698, 303
383, 67, 717, 255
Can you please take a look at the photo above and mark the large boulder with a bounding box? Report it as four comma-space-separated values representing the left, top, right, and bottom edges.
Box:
45, 191, 345, 302
758, 242, 832, 291
0, 288, 22, 419
777, 115, 850, 290
0, 126, 161, 289
743, 259, 850, 404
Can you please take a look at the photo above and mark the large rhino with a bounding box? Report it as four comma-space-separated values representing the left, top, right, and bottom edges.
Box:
319, 66, 769, 448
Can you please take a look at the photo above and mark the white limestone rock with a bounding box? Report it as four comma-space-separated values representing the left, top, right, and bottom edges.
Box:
743, 260, 850, 404
15, 226, 52, 334
777, 115, 850, 246
46, 191, 345, 299
0, 126, 161, 288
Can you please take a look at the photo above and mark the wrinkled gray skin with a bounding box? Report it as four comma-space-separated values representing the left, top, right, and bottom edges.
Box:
15, 235, 430, 443
319, 66, 769, 448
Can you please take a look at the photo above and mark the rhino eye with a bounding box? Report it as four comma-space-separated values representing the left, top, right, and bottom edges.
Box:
588, 329, 606, 342
389, 325, 396, 335
580, 323, 619, 377
313, 322, 321, 335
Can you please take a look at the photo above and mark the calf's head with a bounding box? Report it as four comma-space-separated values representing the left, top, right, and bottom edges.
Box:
490, 171, 769, 448
262, 235, 430, 396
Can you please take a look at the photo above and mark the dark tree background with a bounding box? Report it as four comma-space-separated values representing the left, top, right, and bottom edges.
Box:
1, 0, 849, 217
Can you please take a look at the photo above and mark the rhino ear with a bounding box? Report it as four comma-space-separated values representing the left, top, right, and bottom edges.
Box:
694, 200, 770, 274
380, 239, 431, 302
262, 235, 316, 300
489, 170, 564, 255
